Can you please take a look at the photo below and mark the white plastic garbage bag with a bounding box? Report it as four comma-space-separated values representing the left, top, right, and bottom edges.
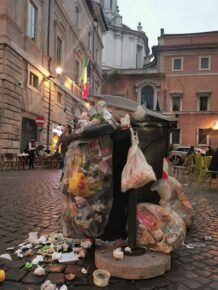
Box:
121, 128, 156, 192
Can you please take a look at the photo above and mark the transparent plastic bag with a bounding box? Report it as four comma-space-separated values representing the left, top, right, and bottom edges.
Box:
121, 128, 156, 192
62, 136, 113, 238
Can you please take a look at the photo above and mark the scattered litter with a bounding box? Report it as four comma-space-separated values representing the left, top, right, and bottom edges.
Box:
65, 273, 76, 281
32, 255, 44, 265
33, 266, 45, 276
59, 285, 68, 290
25, 262, 33, 270
52, 252, 62, 261
0, 254, 12, 261
204, 235, 213, 241
113, 248, 124, 260
81, 268, 88, 274
15, 249, 24, 258
37, 235, 47, 245
6, 247, 15, 251
0, 270, 6, 282
93, 269, 110, 287
29, 232, 38, 244
124, 246, 132, 254
183, 242, 207, 249
58, 252, 79, 263
41, 280, 57, 290
24, 249, 34, 257
80, 239, 92, 249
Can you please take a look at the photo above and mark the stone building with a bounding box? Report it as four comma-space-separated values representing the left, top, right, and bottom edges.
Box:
0, 0, 107, 153
102, 30, 218, 148
100, 0, 149, 70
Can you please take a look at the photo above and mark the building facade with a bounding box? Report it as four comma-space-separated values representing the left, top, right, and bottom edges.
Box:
100, 0, 149, 70
0, 0, 106, 153
102, 30, 218, 148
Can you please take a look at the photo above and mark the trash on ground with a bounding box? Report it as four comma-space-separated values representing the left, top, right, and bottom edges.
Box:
29, 232, 38, 244
93, 269, 110, 287
204, 235, 213, 241
0, 254, 12, 261
33, 266, 45, 276
6, 247, 15, 251
58, 252, 79, 263
124, 246, 132, 254
52, 252, 62, 261
81, 268, 88, 274
80, 239, 92, 249
113, 248, 124, 259
183, 242, 207, 249
0, 270, 6, 283
25, 262, 33, 270
40, 280, 57, 290
65, 273, 76, 281
59, 285, 68, 290
32, 255, 44, 265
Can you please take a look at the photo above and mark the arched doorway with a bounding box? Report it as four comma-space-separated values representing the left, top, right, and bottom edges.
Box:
141, 86, 154, 109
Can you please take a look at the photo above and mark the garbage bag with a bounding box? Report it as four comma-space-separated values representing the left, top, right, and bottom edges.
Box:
137, 203, 186, 254
121, 128, 156, 192
150, 176, 193, 228
62, 136, 113, 238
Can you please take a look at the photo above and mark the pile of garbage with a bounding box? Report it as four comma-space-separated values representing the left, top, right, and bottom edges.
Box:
0, 232, 95, 289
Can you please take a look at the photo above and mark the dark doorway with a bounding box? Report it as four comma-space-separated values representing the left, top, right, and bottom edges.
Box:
20, 117, 37, 152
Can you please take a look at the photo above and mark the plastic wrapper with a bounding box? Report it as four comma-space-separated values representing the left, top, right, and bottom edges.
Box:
121, 129, 156, 192
151, 176, 193, 228
137, 203, 186, 254
62, 136, 113, 238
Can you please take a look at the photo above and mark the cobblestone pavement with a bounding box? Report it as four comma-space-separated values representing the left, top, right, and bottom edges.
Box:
0, 169, 217, 290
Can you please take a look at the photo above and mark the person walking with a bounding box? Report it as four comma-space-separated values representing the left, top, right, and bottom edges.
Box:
56, 125, 72, 181
28, 139, 37, 169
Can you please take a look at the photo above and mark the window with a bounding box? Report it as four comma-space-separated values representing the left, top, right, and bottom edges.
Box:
110, 0, 113, 9
172, 96, 181, 111
172, 128, 181, 145
57, 92, 63, 105
29, 71, 39, 89
75, 5, 80, 28
27, 0, 37, 40
172, 58, 182, 71
141, 86, 154, 110
56, 36, 62, 65
88, 31, 91, 50
198, 129, 208, 145
75, 60, 80, 85
199, 56, 210, 70
199, 95, 208, 111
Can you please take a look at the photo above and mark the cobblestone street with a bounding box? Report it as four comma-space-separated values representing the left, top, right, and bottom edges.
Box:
0, 169, 217, 290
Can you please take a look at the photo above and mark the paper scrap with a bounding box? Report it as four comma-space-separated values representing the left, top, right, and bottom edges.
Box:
58, 252, 79, 263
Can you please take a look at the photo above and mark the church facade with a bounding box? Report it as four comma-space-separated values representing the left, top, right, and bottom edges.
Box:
100, 0, 149, 70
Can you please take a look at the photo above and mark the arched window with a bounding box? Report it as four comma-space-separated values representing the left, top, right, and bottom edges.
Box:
141, 86, 154, 110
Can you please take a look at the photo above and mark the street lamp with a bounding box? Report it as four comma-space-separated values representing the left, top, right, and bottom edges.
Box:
44, 67, 63, 149
212, 121, 218, 130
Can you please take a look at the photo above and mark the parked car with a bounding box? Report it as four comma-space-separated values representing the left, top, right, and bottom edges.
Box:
169, 146, 206, 164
